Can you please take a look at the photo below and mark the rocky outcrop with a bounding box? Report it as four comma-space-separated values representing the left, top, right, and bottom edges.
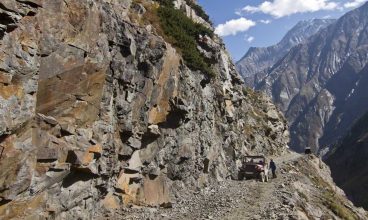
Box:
173, 0, 212, 29
236, 19, 334, 86
0, 0, 289, 219
252, 2, 368, 152
327, 111, 368, 209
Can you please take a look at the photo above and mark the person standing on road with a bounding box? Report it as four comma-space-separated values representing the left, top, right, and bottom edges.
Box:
269, 159, 277, 178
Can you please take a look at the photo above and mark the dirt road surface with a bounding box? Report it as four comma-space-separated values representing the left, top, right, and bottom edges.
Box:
117, 151, 308, 220
107, 151, 367, 219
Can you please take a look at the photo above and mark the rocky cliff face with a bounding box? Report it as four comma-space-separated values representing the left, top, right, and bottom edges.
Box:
0, 0, 289, 219
327, 111, 368, 209
253, 2, 368, 152
236, 19, 334, 86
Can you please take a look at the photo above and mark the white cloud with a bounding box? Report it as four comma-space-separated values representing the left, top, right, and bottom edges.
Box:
242, 0, 339, 18
242, 5, 260, 14
246, 36, 255, 43
344, 0, 366, 8
215, 18, 256, 37
235, 10, 242, 16
259, 19, 272, 24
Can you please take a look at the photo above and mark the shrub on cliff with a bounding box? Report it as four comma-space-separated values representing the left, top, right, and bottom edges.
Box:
155, 0, 215, 77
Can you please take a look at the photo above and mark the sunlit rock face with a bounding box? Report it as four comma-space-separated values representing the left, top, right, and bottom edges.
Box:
0, 0, 289, 218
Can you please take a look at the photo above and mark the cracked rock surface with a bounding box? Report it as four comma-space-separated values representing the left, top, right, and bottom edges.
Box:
0, 0, 290, 219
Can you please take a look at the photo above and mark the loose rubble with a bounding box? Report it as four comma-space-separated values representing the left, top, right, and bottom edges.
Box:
108, 153, 367, 220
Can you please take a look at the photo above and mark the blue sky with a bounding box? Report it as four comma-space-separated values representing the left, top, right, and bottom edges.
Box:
197, 0, 367, 62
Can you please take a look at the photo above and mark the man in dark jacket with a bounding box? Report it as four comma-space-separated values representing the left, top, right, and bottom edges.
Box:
269, 159, 277, 178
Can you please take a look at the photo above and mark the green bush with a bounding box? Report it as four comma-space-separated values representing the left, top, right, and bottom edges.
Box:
156, 0, 174, 7
156, 0, 215, 77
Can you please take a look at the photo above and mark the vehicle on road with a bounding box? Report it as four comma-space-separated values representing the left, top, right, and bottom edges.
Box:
239, 156, 269, 182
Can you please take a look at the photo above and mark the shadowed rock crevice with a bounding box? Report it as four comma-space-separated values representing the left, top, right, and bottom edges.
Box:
62, 170, 98, 189
0, 199, 11, 206
0, 0, 40, 40
17, 1, 42, 9
0, 13, 16, 39
158, 105, 188, 129
157, 97, 190, 129
0, 134, 9, 144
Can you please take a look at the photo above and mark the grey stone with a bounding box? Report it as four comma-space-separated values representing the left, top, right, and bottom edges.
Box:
0, 0, 292, 219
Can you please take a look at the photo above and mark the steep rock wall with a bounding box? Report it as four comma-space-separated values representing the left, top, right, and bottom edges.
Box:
0, 0, 289, 219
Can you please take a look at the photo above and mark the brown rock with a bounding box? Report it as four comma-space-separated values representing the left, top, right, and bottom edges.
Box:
36, 50, 107, 127
88, 144, 103, 154
0, 134, 31, 201
0, 193, 47, 219
142, 175, 171, 206
0, 72, 12, 84
82, 151, 94, 166
148, 46, 180, 125
66, 150, 94, 166
117, 172, 143, 205
0, 84, 23, 99
102, 192, 120, 210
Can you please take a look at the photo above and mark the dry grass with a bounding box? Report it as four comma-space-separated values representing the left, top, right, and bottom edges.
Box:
297, 190, 309, 202
142, 2, 163, 32
297, 158, 359, 220
128, 0, 161, 30
243, 125, 254, 136
323, 191, 358, 220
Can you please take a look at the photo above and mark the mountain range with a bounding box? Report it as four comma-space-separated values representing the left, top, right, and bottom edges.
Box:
237, 2, 368, 153
236, 19, 335, 86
